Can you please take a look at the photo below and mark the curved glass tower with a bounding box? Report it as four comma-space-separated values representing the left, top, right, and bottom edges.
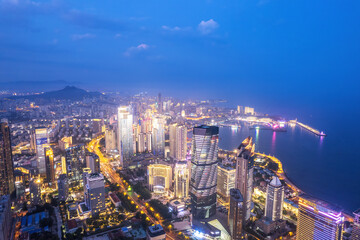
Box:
190, 125, 219, 219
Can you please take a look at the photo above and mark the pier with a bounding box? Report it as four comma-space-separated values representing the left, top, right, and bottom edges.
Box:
296, 121, 326, 136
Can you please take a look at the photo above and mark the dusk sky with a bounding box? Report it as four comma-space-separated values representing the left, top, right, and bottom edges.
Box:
1, 0, 360, 115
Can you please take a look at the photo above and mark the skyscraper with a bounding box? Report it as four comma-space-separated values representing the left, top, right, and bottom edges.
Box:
174, 161, 190, 199
190, 125, 219, 219
297, 195, 344, 240
30, 178, 41, 205
57, 174, 69, 202
44, 147, 55, 186
169, 123, 187, 160
228, 188, 244, 240
265, 176, 284, 221
147, 164, 172, 193
157, 93, 162, 113
352, 209, 360, 240
117, 106, 134, 167
0, 122, 15, 196
34, 128, 49, 176
152, 116, 165, 156
66, 144, 86, 187
86, 152, 100, 173
235, 137, 255, 223
105, 127, 117, 153
84, 172, 106, 215
217, 164, 236, 203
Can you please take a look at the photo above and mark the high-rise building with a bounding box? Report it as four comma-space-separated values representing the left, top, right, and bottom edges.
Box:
34, 128, 49, 176
84, 172, 106, 215
174, 161, 190, 199
146, 132, 152, 152
147, 164, 172, 193
217, 164, 236, 203
152, 116, 165, 156
66, 144, 86, 187
244, 107, 255, 115
157, 93, 163, 113
190, 125, 219, 219
29, 178, 41, 205
237, 105, 244, 115
352, 209, 360, 240
105, 127, 117, 153
296, 195, 344, 240
117, 106, 134, 167
58, 136, 72, 151
265, 177, 284, 221
169, 123, 187, 160
44, 147, 55, 186
86, 152, 100, 173
235, 137, 255, 223
138, 132, 146, 153
0, 122, 15, 196
228, 188, 244, 240
0, 195, 11, 240
57, 174, 69, 202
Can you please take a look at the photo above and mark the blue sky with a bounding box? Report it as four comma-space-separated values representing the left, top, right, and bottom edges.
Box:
0, 0, 360, 115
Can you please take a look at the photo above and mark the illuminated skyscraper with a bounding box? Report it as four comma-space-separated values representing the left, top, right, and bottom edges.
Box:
265, 176, 284, 221
157, 93, 162, 113
66, 144, 86, 187
228, 188, 244, 240
45, 147, 55, 186
244, 107, 255, 115
86, 152, 100, 173
190, 125, 219, 219
138, 133, 146, 153
174, 161, 190, 199
105, 127, 116, 153
235, 137, 255, 223
352, 209, 360, 240
217, 164, 236, 203
0, 122, 15, 196
297, 195, 344, 240
169, 123, 187, 160
34, 128, 49, 176
117, 106, 134, 167
152, 116, 165, 156
84, 172, 106, 215
57, 174, 68, 202
30, 178, 41, 205
147, 164, 172, 193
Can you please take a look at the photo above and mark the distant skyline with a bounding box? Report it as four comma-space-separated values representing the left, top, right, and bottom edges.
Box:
1, 0, 360, 117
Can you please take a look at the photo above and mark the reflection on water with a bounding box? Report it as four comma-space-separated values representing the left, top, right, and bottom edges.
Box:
271, 131, 276, 155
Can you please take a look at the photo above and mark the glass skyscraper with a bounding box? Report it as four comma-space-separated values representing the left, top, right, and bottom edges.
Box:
265, 176, 284, 221
117, 106, 134, 167
190, 125, 219, 219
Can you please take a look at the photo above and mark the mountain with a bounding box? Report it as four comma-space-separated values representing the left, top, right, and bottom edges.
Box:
0, 80, 82, 92
8, 86, 102, 101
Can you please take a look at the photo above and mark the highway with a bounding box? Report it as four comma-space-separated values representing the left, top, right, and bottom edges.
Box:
87, 136, 177, 240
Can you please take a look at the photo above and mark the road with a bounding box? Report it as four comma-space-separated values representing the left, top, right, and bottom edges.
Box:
87, 136, 177, 240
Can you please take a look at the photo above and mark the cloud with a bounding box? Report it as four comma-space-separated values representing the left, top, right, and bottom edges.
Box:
72, 33, 95, 40
198, 19, 219, 35
114, 33, 122, 38
162, 25, 191, 32
124, 43, 149, 56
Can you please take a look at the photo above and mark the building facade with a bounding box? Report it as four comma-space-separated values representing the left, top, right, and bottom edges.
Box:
217, 164, 236, 203
352, 209, 360, 240
44, 147, 55, 186
147, 164, 172, 193
66, 144, 86, 188
228, 188, 244, 240
86, 152, 100, 174
169, 123, 187, 160
296, 195, 343, 240
57, 174, 69, 202
34, 128, 49, 176
190, 125, 219, 219
0, 122, 15, 196
174, 161, 190, 199
84, 172, 106, 215
117, 106, 134, 167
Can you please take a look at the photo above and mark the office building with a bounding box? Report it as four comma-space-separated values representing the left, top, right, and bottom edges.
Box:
105, 127, 117, 153
244, 107, 255, 115
0, 195, 11, 240
146, 224, 166, 240
84, 172, 106, 215
30, 178, 41, 205
169, 123, 187, 160
217, 164, 236, 203
157, 93, 163, 113
237, 105, 244, 115
352, 209, 360, 240
190, 125, 219, 219
152, 116, 165, 156
86, 152, 100, 173
296, 195, 344, 240
138, 132, 146, 153
174, 161, 190, 199
66, 144, 86, 187
265, 177, 284, 221
117, 106, 134, 167
235, 137, 255, 223
147, 164, 172, 193
0, 122, 15, 196
57, 174, 69, 202
44, 147, 55, 186
34, 128, 49, 176
228, 189, 244, 240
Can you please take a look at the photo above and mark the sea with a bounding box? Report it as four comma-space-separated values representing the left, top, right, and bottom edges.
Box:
218, 114, 360, 214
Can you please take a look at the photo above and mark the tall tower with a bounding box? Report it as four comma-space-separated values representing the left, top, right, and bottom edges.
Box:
190, 125, 219, 219
228, 188, 244, 240
217, 164, 236, 203
352, 209, 360, 240
0, 122, 15, 196
169, 123, 187, 160
235, 137, 255, 223
84, 172, 106, 215
265, 176, 284, 221
117, 106, 134, 167
174, 161, 190, 199
34, 128, 49, 176
152, 116, 165, 156
66, 144, 86, 187
45, 147, 55, 187
297, 195, 343, 240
